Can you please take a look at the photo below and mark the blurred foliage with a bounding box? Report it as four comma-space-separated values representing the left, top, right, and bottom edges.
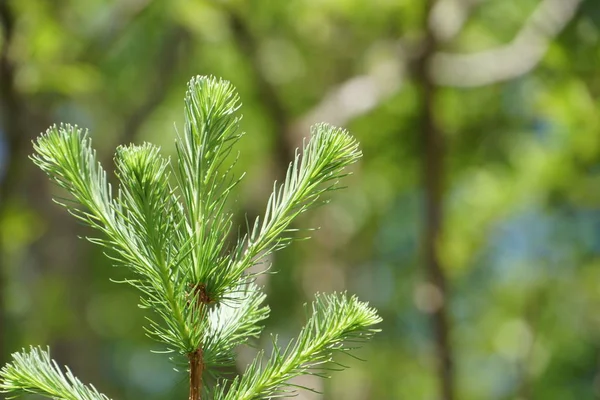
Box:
1, 0, 600, 399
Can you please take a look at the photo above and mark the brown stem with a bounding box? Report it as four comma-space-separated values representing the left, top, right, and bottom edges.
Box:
189, 347, 204, 400
187, 283, 213, 400
414, 1, 454, 399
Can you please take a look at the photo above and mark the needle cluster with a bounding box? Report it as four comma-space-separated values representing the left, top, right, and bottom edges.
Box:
0, 76, 381, 400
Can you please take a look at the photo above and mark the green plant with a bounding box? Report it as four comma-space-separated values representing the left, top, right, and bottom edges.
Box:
0, 76, 381, 400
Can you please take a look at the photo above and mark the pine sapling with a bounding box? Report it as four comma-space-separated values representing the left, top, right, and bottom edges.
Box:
0, 76, 381, 400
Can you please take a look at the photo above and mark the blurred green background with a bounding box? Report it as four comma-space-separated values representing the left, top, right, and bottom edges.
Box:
1, 0, 600, 399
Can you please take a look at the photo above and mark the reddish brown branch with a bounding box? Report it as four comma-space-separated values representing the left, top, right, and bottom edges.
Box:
189, 347, 204, 400
187, 283, 212, 400
189, 283, 213, 306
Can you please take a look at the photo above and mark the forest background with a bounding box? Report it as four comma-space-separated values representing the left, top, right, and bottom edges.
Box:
1, 0, 600, 399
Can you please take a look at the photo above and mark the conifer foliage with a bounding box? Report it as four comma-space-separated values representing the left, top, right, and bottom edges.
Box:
0, 76, 381, 400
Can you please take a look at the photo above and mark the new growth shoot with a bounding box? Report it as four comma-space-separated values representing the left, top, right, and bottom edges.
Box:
0, 76, 381, 400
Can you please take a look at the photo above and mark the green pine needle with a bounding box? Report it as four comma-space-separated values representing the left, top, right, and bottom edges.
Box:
0, 347, 111, 400
226, 123, 362, 290
212, 293, 381, 400
202, 283, 270, 372
2, 75, 381, 400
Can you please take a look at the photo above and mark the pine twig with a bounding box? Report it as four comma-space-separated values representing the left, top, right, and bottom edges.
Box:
1, 75, 381, 400
189, 348, 204, 400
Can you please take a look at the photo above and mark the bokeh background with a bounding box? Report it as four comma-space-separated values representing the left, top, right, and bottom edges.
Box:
1, 0, 600, 399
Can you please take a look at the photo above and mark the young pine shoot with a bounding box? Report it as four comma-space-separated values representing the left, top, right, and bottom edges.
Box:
0, 76, 381, 400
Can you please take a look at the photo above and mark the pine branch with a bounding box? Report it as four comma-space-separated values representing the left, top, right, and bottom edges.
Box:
176, 76, 244, 301
213, 293, 381, 400
31, 127, 198, 355
226, 123, 362, 289
19, 75, 380, 400
114, 143, 201, 353
0, 347, 110, 400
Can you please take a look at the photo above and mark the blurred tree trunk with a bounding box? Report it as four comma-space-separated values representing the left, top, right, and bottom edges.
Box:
415, 1, 454, 399
0, 3, 190, 385
0, 1, 91, 379
0, 0, 28, 367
